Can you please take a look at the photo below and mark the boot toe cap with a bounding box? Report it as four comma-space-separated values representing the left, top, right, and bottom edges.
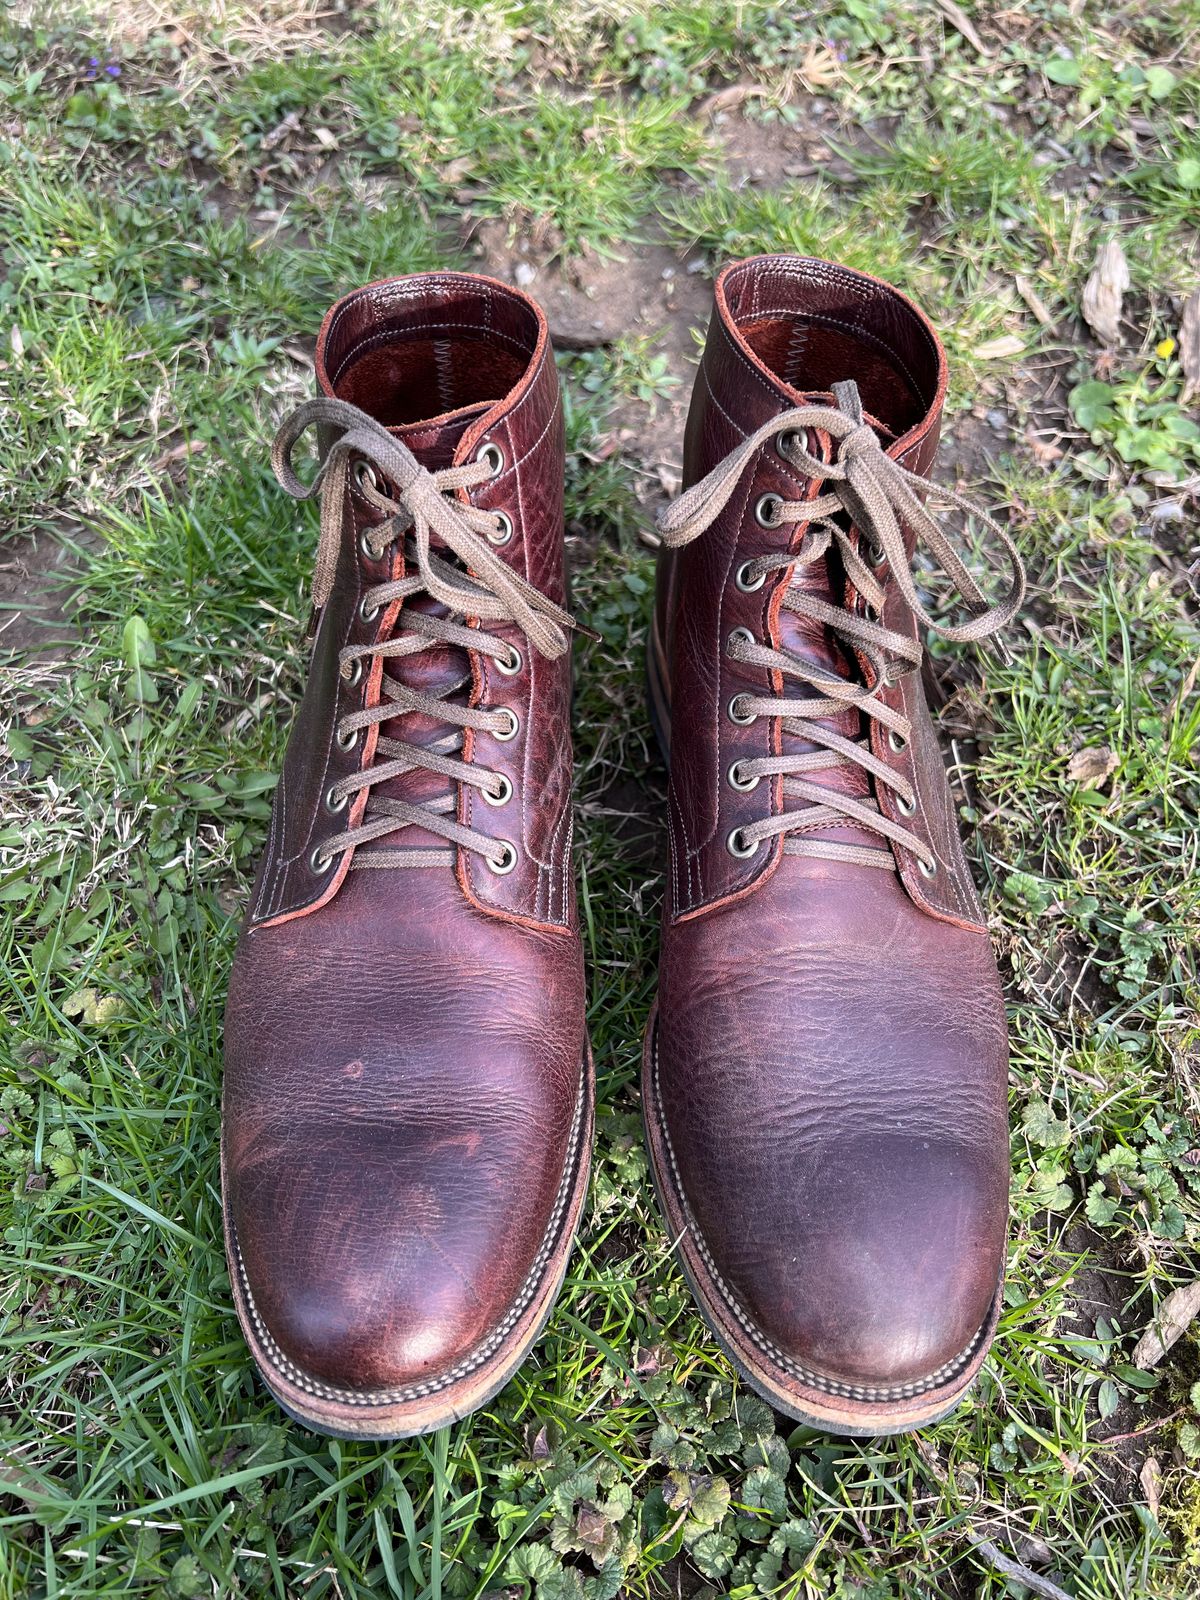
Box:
685, 1130, 1005, 1393
226, 1114, 569, 1399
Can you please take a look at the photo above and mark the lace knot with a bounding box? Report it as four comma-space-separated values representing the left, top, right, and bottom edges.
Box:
837, 423, 881, 465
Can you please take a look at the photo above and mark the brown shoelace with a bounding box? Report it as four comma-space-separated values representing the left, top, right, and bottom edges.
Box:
657, 383, 1026, 871
273, 397, 581, 872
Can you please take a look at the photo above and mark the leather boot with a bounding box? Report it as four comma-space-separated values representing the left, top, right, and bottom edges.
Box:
644, 255, 1025, 1434
223, 272, 593, 1438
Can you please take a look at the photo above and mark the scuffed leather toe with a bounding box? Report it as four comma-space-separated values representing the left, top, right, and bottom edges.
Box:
677, 1126, 1003, 1390
223, 868, 586, 1419
227, 1103, 571, 1396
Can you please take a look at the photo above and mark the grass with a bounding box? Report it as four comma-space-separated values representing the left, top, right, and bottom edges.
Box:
2, 1, 1199, 1596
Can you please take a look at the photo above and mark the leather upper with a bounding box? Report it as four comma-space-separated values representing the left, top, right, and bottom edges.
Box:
652, 256, 1010, 1394
223, 273, 586, 1401
251, 272, 575, 932
654, 255, 985, 930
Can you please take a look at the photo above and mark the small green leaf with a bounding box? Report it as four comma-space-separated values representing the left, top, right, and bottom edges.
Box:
6, 727, 35, 761
1044, 57, 1082, 86
1069, 381, 1117, 431
122, 615, 159, 704
1144, 66, 1176, 100
1086, 1184, 1121, 1227
1023, 1099, 1068, 1149
62, 987, 125, 1027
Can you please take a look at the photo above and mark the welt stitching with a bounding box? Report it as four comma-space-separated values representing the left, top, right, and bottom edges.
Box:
234, 1070, 586, 1407
651, 1032, 988, 1402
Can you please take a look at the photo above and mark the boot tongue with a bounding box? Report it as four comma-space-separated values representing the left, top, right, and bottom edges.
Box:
359, 401, 495, 859
775, 384, 894, 856
388, 401, 490, 469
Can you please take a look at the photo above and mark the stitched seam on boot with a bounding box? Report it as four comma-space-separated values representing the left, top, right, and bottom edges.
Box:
329, 320, 532, 387
230, 1070, 587, 1408
651, 1033, 991, 1403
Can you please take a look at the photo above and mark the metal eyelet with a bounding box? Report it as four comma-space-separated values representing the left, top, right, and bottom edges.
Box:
866, 540, 887, 569
486, 510, 514, 547
735, 561, 766, 593
324, 783, 348, 815
755, 493, 782, 528
775, 430, 801, 461
494, 645, 522, 677
888, 729, 908, 753
359, 595, 381, 624
728, 695, 755, 726
727, 761, 760, 792
918, 857, 938, 879
493, 708, 519, 742
341, 657, 364, 688
727, 625, 755, 654
359, 530, 383, 561
309, 845, 333, 873
487, 840, 518, 874
727, 827, 758, 859
482, 774, 513, 807
862, 602, 880, 623
477, 442, 504, 478
896, 792, 917, 817
336, 724, 359, 751
353, 461, 378, 493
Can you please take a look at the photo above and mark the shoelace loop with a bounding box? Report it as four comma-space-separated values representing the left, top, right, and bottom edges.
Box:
656, 389, 1026, 871
270, 397, 583, 872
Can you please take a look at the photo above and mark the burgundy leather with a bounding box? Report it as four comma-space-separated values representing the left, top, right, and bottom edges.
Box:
646, 256, 1009, 1427
223, 273, 590, 1432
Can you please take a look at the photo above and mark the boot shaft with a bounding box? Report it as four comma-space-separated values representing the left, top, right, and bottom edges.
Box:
249, 271, 576, 932
653, 254, 988, 928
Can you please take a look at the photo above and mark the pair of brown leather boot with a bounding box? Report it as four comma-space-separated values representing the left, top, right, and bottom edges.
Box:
222, 256, 1024, 1438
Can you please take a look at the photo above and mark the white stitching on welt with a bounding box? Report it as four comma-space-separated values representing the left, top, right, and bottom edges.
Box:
232, 1071, 587, 1407
650, 1031, 990, 1401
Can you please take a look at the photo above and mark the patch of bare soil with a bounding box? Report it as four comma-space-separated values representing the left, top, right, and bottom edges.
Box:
464, 214, 711, 511
0, 527, 93, 662
1054, 1221, 1173, 1487
713, 100, 858, 187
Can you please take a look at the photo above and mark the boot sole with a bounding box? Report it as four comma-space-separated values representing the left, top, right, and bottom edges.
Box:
222, 1041, 594, 1439
642, 625, 999, 1434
